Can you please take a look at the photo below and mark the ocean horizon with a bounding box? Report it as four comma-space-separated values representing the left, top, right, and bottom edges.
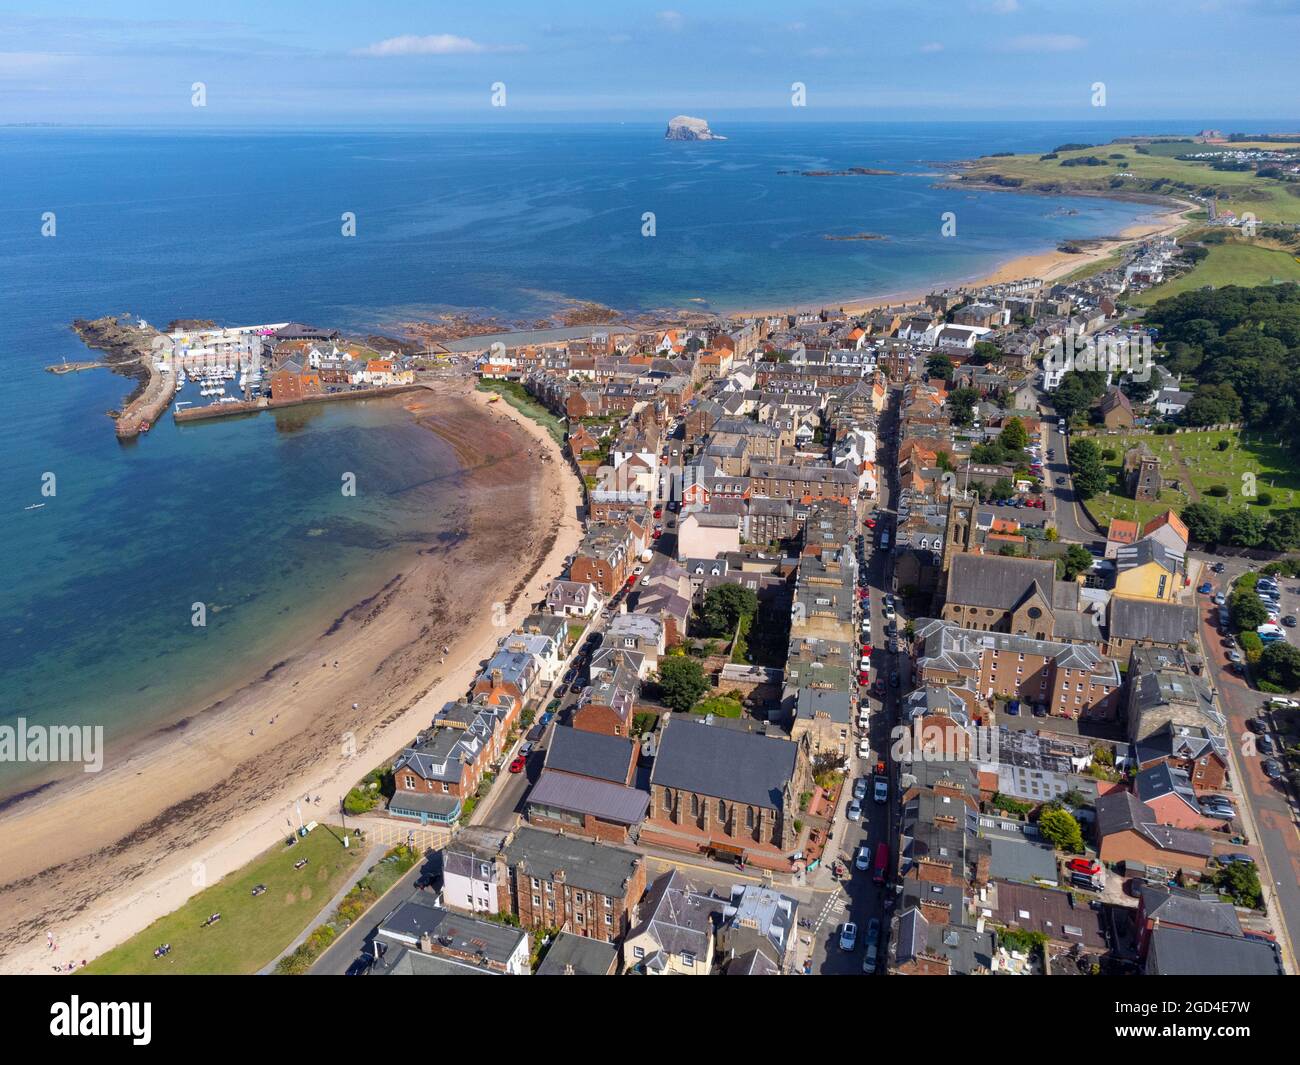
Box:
0, 119, 1211, 794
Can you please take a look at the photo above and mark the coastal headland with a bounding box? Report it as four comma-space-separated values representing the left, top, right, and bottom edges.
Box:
0, 381, 583, 973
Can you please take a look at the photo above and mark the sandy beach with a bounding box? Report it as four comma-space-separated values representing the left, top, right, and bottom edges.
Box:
0, 380, 583, 974
732, 203, 1194, 319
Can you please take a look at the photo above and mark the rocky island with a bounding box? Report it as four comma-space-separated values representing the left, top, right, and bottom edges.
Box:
665, 115, 725, 141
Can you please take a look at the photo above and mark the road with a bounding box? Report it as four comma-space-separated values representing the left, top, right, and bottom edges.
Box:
1037, 395, 1105, 548
1192, 554, 1300, 972
808, 387, 904, 974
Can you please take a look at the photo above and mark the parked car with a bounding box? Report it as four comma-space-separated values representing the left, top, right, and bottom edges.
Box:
863, 917, 881, 972
846, 799, 862, 822
857, 737, 871, 759
839, 922, 858, 951
1258, 734, 1276, 755
1055, 476, 1066, 486
1212, 562, 1226, 573
855, 843, 872, 871
873, 778, 889, 804
1267, 697, 1300, 709
1201, 803, 1236, 820
1284, 616, 1298, 627
508, 755, 527, 774
1067, 857, 1102, 876
1263, 759, 1285, 780
1198, 582, 1213, 595
1221, 853, 1256, 866
1247, 716, 1267, 733
1214, 593, 1227, 606
1227, 650, 1244, 663
853, 777, 868, 801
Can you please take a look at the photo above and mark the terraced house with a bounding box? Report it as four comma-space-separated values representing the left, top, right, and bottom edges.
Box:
913, 618, 1123, 721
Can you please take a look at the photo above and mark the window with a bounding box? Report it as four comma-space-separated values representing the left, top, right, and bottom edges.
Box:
532, 895, 540, 906
682, 952, 696, 968
441, 782, 449, 793
633, 946, 645, 959
403, 774, 415, 790
575, 892, 584, 905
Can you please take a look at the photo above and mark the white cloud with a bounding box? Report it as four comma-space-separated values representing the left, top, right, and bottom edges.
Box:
1004, 33, 1087, 52
657, 11, 684, 31
920, 41, 945, 53
989, 0, 1021, 12
354, 34, 521, 57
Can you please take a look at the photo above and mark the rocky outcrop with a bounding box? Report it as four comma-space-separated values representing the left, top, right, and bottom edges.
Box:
665, 115, 725, 141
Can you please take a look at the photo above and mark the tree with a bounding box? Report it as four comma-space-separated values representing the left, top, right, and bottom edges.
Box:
947, 387, 980, 427
1259, 641, 1300, 691
1122, 366, 1163, 405
701, 583, 758, 637
1057, 543, 1095, 581
1052, 370, 1107, 421
926, 353, 955, 381
1229, 589, 1267, 632
1265, 511, 1300, 551
1037, 807, 1084, 853
1068, 437, 1108, 499
656, 657, 709, 712
1000, 417, 1028, 452
1182, 382, 1242, 427
971, 340, 1000, 365
1181, 502, 1224, 544
1215, 860, 1263, 909
992, 476, 1016, 499
1222, 507, 1268, 548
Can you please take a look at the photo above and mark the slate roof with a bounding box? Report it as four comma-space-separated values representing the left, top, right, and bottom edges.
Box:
945, 553, 1060, 610
377, 894, 526, 964
1138, 884, 1242, 939
1108, 596, 1197, 646
629, 870, 723, 961
1145, 926, 1283, 976
527, 769, 650, 826
544, 726, 636, 784
503, 826, 642, 898
650, 717, 799, 811
535, 931, 619, 975
1095, 790, 1214, 857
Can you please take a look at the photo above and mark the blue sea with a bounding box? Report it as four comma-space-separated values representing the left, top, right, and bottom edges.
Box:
0, 119, 1206, 794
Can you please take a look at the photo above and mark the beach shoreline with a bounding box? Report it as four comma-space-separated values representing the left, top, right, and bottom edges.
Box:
0, 380, 583, 974
725, 202, 1194, 319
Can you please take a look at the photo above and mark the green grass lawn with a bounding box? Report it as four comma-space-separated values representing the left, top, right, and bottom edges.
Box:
476, 379, 566, 444
1131, 241, 1300, 305
965, 141, 1300, 224
1081, 427, 1300, 527
84, 826, 365, 975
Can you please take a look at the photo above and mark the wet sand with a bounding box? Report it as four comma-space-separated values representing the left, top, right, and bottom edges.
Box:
0, 380, 583, 973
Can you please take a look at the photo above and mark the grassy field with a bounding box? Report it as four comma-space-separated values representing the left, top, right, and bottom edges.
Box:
964, 140, 1300, 224
1130, 241, 1300, 305
83, 826, 365, 975
476, 379, 566, 444
1081, 427, 1300, 527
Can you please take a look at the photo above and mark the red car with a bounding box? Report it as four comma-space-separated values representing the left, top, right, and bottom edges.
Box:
1067, 857, 1101, 876
652, 528, 663, 539
860, 644, 873, 656
653, 507, 662, 518
509, 755, 527, 774
865, 518, 877, 529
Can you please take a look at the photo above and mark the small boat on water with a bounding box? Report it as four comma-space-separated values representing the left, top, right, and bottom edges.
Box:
24, 503, 45, 511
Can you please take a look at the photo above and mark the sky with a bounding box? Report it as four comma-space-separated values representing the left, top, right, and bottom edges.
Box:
2, 1, 1299, 125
